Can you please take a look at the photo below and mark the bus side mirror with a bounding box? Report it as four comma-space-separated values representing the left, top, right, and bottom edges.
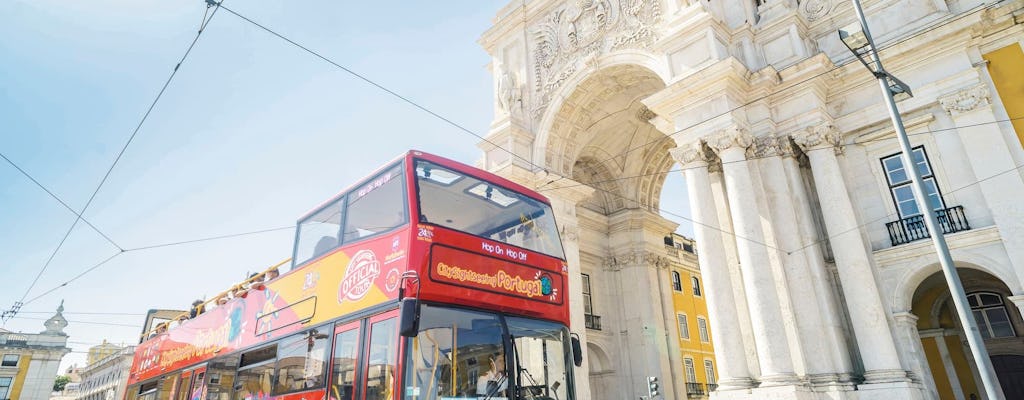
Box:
399, 298, 421, 337
571, 336, 583, 367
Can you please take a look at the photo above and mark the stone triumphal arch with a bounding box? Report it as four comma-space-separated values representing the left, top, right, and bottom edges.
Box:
478, 0, 1024, 399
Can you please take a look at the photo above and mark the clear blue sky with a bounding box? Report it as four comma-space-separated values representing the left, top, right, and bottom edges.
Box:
0, 0, 691, 372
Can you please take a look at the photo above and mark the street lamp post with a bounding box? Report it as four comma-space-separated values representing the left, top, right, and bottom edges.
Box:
838, 1, 1005, 399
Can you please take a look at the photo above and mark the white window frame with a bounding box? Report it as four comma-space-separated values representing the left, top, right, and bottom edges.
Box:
697, 317, 710, 343
692, 277, 702, 297
968, 292, 1016, 339
677, 314, 689, 340
0, 355, 17, 368
582, 273, 593, 315
671, 271, 682, 292
704, 359, 716, 385
683, 358, 697, 383
0, 376, 12, 400
881, 146, 945, 218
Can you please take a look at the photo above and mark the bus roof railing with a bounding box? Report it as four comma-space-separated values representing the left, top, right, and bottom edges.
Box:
139, 258, 292, 342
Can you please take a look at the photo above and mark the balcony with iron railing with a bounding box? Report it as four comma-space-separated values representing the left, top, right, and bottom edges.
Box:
585, 314, 602, 330
686, 382, 706, 397
886, 205, 970, 246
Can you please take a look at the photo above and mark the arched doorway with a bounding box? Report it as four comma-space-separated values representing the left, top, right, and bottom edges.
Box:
911, 268, 1024, 399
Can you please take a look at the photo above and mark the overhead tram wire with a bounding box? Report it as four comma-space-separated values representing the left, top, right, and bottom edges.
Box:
584, 0, 1004, 169
18, 224, 294, 308
2, 1, 225, 322
534, 116, 1024, 192
0, 152, 122, 251
213, 2, 784, 253
212, 0, 1018, 254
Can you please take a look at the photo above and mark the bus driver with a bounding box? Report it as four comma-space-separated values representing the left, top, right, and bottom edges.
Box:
476, 354, 508, 398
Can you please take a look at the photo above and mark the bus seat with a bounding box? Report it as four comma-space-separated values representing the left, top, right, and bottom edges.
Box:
314, 236, 337, 257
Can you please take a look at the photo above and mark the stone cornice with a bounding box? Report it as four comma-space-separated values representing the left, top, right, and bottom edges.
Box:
642, 57, 754, 117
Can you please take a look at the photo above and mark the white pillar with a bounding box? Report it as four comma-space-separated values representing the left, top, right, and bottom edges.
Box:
544, 183, 595, 400
893, 312, 939, 400
780, 142, 856, 381
754, 135, 842, 382
671, 142, 755, 390
705, 127, 798, 385
940, 84, 1024, 289
792, 123, 908, 383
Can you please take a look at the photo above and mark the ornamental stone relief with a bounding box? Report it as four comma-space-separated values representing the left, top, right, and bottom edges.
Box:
706, 126, 754, 155
531, 0, 663, 117
939, 84, 991, 115
602, 249, 671, 270
792, 123, 843, 155
753, 135, 784, 158
799, 0, 832, 21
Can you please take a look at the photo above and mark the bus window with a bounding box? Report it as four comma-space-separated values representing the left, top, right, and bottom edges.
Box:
138, 381, 159, 400
330, 323, 361, 400
415, 160, 565, 259
233, 346, 277, 400
158, 374, 178, 400
190, 371, 207, 400
294, 198, 345, 267
274, 329, 330, 394
343, 164, 406, 243
207, 355, 239, 400
175, 372, 192, 400
506, 316, 572, 400
364, 318, 397, 400
403, 305, 505, 399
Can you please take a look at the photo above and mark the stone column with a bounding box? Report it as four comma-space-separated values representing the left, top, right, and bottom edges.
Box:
780, 139, 856, 381
940, 84, 1024, 289
706, 127, 798, 384
792, 124, 908, 383
893, 312, 939, 400
544, 182, 595, 400
670, 141, 755, 390
753, 136, 842, 382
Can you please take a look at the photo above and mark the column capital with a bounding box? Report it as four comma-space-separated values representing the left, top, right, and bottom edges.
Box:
939, 84, 990, 116
891, 311, 920, 327
705, 126, 753, 156
792, 123, 842, 155
669, 141, 714, 168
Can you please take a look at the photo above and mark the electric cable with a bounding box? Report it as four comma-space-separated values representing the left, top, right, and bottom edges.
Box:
0, 152, 122, 251
3, 1, 225, 321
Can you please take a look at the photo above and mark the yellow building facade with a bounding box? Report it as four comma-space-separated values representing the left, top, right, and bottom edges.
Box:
666, 234, 717, 398
0, 303, 70, 400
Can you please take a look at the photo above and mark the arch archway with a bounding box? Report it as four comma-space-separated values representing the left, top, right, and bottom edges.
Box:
910, 268, 1024, 399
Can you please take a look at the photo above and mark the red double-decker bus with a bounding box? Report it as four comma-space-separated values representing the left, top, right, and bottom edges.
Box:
125, 151, 581, 400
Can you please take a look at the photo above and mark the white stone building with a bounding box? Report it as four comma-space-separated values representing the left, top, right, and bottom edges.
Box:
73, 345, 134, 400
1, 304, 71, 400
478, 0, 1024, 399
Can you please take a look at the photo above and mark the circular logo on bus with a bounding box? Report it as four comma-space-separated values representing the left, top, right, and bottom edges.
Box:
339, 250, 381, 302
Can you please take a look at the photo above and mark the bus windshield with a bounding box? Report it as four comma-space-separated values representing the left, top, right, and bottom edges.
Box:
403, 304, 573, 400
415, 160, 565, 259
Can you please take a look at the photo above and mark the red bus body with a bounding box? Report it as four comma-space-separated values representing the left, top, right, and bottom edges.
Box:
126, 151, 574, 400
